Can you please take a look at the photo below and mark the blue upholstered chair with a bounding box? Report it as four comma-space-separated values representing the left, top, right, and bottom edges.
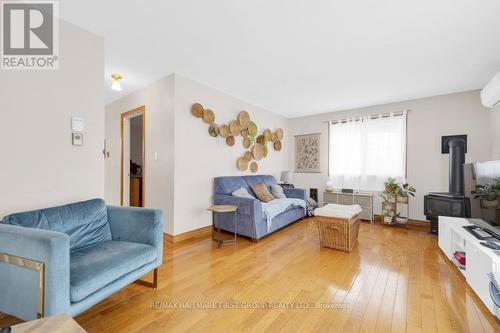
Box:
0, 198, 163, 321
213, 175, 307, 240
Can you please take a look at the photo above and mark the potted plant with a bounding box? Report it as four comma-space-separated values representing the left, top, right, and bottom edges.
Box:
471, 178, 500, 208
380, 193, 395, 224
384, 177, 398, 201
396, 182, 416, 203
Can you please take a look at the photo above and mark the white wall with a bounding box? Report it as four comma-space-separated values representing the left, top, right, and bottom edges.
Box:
0, 21, 104, 219
105, 74, 288, 235
105, 75, 175, 233
288, 90, 492, 221
173, 75, 289, 234
491, 105, 500, 160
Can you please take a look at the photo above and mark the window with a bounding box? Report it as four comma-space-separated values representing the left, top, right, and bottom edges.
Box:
328, 111, 407, 191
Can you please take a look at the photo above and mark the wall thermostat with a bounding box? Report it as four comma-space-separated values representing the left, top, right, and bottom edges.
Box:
71, 116, 84, 132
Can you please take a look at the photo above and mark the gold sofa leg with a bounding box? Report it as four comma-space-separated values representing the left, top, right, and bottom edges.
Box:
0, 252, 45, 318
135, 268, 158, 289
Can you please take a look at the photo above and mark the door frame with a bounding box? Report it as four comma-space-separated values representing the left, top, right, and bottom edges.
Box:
120, 105, 146, 206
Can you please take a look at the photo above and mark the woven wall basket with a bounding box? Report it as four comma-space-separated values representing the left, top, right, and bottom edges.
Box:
237, 157, 249, 171
263, 129, 272, 141
248, 121, 258, 137
243, 151, 253, 162
219, 124, 230, 138
238, 111, 250, 129
208, 124, 219, 137
229, 120, 241, 136
226, 136, 235, 146
276, 128, 283, 140
203, 109, 215, 124
243, 137, 251, 149
252, 144, 264, 160
191, 103, 204, 118
250, 161, 258, 173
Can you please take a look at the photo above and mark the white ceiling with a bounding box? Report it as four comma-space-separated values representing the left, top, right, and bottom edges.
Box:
60, 0, 500, 118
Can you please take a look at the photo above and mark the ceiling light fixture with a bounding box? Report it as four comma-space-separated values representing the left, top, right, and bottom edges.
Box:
111, 73, 122, 91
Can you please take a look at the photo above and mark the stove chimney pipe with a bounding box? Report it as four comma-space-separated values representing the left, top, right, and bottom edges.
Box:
448, 138, 466, 195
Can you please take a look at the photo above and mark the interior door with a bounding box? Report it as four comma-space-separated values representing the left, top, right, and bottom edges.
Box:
122, 118, 130, 206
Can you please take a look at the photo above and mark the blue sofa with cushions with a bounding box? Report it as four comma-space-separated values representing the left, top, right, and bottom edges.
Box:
213, 175, 307, 240
0, 198, 163, 321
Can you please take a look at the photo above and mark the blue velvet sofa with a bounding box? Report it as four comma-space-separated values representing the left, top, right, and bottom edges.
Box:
0, 198, 163, 321
213, 175, 307, 240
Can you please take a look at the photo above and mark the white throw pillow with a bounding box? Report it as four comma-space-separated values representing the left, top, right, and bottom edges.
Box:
232, 187, 254, 199
270, 184, 286, 199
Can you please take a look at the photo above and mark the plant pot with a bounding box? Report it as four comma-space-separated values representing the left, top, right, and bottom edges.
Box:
396, 217, 408, 224
480, 199, 499, 209
383, 215, 394, 224
397, 195, 408, 203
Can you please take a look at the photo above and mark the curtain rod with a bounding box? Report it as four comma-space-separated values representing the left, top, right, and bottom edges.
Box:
322, 109, 411, 124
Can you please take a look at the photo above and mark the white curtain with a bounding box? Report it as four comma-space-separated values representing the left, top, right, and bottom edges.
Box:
328, 112, 406, 191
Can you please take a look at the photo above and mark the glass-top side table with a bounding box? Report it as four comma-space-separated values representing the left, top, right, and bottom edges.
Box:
207, 205, 238, 247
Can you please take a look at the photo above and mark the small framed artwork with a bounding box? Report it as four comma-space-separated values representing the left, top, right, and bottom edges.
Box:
72, 132, 83, 146
295, 133, 320, 173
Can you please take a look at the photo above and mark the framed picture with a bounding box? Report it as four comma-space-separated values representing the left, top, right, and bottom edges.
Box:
72, 132, 83, 146
295, 133, 320, 173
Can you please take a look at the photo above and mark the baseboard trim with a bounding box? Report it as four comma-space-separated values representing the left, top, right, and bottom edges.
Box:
408, 219, 430, 227
164, 225, 212, 244
373, 215, 429, 227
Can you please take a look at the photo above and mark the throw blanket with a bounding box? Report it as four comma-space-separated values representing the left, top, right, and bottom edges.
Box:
261, 198, 306, 232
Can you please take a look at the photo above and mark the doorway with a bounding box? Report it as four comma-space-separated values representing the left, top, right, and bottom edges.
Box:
121, 106, 145, 207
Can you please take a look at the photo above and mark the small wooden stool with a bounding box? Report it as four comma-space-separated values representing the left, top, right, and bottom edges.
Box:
207, 205, 238, 247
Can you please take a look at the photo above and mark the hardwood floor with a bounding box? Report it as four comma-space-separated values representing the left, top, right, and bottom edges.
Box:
2, 218, 500, 332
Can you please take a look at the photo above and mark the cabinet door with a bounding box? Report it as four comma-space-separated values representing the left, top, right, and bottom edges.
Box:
438, 218, 451, 258
465, 241, 495, 314
324, 192, 337, 204
354, 195, 371, 207
361, 207, 373, 221
338, 194, 354, 205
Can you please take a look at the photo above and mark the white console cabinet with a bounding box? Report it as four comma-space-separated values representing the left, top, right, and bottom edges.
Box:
438, 216, 500, 318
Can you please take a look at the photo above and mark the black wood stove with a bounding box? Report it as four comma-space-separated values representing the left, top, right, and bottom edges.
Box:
424, 135, 471, 234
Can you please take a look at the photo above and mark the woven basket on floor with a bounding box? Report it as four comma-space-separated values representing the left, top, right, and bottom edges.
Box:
315, 214, 361, 252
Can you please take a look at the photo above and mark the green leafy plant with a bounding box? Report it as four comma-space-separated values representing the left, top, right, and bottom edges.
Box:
471, 178, 500, 201
396, 182, 416, 198
384, 177, 398, 195
379, 193, 390, 203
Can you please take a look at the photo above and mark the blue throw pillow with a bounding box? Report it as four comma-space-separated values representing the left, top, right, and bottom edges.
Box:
3, 198, 111, 252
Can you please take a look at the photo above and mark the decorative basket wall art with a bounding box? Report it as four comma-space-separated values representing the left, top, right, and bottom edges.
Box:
208, 124, 219, 137
191, 103, 284, 173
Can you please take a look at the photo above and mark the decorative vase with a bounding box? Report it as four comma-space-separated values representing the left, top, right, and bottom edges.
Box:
325, 180, 334, 192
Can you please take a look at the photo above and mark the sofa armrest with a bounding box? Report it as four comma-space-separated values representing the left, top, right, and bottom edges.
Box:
213, 194, 263, 238
107, 206, 164, 265
0, 224, 70, 320
284, 188, 307, 202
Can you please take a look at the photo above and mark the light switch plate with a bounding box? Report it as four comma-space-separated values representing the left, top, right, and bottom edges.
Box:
71, 116, 84, 132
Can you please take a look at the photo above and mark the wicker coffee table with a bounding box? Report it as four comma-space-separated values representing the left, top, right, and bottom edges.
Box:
314, 204, 361, 252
